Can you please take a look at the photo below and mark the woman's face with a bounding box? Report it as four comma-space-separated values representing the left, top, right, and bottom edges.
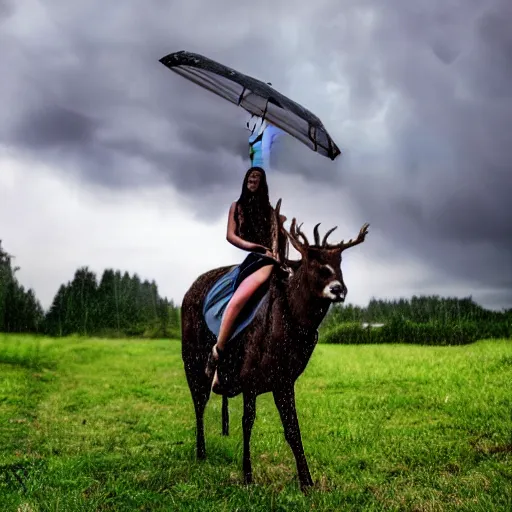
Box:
246, 171, 262, 192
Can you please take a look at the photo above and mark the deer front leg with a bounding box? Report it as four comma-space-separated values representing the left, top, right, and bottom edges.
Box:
242, 391, 257, 484
273, 385, 314, 491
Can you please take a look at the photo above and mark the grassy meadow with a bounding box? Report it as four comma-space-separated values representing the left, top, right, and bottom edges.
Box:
0, 334, 511, 511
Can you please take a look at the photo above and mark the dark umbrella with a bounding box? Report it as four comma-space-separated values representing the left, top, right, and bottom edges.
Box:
159, 50, 341, 161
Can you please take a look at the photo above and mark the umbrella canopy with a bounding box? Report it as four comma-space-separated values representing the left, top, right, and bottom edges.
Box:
159, 50, 341, 161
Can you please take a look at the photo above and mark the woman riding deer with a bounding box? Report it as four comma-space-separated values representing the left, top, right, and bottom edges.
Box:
205, 166, 281, 392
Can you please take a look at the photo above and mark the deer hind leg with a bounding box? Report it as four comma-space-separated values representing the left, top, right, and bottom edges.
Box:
242, 391, 257, 484
273, 386, 314, 492
222, 395, 229, 436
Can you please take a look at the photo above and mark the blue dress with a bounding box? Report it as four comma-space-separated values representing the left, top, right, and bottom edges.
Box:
203, 252, 276, 342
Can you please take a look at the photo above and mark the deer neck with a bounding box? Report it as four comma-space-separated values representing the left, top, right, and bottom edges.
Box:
285, 266, 330, 331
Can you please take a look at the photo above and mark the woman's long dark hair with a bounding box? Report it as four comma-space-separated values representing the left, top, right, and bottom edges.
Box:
234, 167, 272, 248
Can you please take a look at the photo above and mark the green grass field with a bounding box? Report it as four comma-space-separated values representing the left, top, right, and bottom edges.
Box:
0, 334, 510, 511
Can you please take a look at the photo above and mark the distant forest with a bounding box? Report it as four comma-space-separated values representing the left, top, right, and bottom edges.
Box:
1, 240, 510, 341
321, 296, 511, 345
0, 241, 180, 338
322, 295, 512, 328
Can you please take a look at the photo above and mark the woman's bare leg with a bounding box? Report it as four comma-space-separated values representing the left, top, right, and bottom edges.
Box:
209, 264, 273, 389
215, 264, 273, 353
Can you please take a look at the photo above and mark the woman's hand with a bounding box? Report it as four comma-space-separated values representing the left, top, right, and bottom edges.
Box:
254, 244, 269, 255
262, 247, 281, 263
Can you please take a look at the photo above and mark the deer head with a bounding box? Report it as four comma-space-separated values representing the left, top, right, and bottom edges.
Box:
284, 218, 370, 303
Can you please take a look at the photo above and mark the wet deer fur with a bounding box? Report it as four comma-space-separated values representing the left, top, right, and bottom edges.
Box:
181, 199, 369, 491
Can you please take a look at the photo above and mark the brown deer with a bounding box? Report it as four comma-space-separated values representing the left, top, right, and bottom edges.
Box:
181, 200, 369, 491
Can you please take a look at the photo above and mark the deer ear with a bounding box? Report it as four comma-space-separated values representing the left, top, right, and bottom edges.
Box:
324, 246, 343, 256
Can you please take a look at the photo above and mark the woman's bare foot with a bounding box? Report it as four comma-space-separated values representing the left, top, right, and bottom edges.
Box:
205, 344, 223, 378
211, 369, 222, 394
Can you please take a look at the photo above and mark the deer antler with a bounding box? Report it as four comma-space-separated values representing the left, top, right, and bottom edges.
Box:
295, 222, 310, 247
313, 223, 321, 246
322, 226, 338, 247
285, 218, 309, 256
271, 198, 282, 259
334, 223, 370, 252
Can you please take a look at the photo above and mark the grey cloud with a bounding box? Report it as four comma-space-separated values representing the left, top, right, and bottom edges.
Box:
1, 2, 302, 193
14, 105, 97, 148
0, 0, 14, 18
1, 0, 511, 308
305, 0, 512, 306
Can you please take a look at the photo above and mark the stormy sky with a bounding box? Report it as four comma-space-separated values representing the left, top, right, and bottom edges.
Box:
1, 0, 511, 311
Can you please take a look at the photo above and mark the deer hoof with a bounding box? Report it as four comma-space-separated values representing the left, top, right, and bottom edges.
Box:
300, 478, 314, 494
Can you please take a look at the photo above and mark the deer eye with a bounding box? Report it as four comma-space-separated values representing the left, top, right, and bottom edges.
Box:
319, 265, 334, 279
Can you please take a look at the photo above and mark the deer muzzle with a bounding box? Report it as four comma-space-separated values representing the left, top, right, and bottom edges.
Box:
323, 281, 347, 302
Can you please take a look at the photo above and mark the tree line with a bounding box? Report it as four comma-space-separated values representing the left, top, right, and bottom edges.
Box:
0, 241, 179, 338
322, 295, 512, 328
321, 296, 512, 345
0, 241, 45, 333
1, 240, 511, 342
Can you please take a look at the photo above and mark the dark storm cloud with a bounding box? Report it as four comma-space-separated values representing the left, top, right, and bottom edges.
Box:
14, 105, 97, 148
0, 0, 14, 19
0, 0, 305, 196
314, 0, 512, 308
1, 0, 511, 308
